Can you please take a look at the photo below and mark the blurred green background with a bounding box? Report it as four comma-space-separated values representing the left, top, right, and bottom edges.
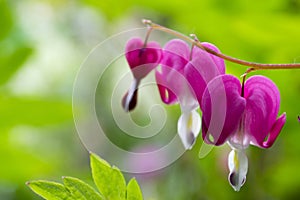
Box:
1, 0, 300, 199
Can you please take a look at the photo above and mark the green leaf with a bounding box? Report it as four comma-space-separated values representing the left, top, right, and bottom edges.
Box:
62, 176, 104, 200
26, 180, 73, 200
90, 153, 126, 200
126, 178, 143, 200
28, 154, 143, 200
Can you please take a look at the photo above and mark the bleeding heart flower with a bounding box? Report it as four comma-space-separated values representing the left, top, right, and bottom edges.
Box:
155, 39, 225, 149
201, 74, 286, 191
184, 42, 226, 106
122, 37, 162, 112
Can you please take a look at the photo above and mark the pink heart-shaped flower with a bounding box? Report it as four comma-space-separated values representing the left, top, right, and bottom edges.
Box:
125, 37, 162, 80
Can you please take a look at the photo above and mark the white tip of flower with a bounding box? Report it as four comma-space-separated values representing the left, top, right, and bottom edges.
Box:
177, 110, 201, 150
228, 149, 248, 192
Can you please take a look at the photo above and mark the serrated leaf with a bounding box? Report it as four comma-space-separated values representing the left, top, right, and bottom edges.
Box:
62, 176, 104, 200
111, 166, 127, 199
27, 180, 73, 200
126, 178, 143, 200
90, 153, 126, 200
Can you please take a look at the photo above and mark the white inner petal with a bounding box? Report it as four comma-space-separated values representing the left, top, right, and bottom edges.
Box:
228, 115, 250, 150
179, 89, 198, 112
228, 149, 248, 192
177, 109, 201, 150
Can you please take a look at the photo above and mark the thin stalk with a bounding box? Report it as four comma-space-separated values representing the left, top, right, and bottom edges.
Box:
240, 68, 254, 97
142, 19, 300, 70
143, 23, 153, 48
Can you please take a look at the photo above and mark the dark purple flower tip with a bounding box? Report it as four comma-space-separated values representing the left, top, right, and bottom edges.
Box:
125, 37, 162, 80
122, 78, 140, 112
122, 87, 138, 112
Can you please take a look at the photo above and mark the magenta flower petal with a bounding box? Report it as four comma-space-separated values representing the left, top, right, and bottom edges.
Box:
192, 42, 225, 74
155, 71, 178, 104
185, 43, 225, 105
244, 75, 285, 148
161, 39, 190, 72
123, 38, 162, 111
201, 75, 246, 145
125, 37, 162, 79
262, 113, 286, 148
155, 39, 190, 104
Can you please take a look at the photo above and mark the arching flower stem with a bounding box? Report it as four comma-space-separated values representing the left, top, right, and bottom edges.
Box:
142, 19, 300, 70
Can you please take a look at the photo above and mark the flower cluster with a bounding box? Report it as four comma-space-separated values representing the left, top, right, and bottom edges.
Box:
122, 36, 286, 191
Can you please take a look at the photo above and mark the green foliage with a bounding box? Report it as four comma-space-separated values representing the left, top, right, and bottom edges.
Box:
26, 181, 73, 200
126, 178, 143, 200
27, 153, 143, 200
90, 153, 126, 200
63, 177, 103, 200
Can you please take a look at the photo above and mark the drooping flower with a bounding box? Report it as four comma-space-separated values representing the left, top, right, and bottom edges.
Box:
122, 37, 162, 111
201, 74, 286, 191
155, 39, 225, 149
184, 43, 226, 106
